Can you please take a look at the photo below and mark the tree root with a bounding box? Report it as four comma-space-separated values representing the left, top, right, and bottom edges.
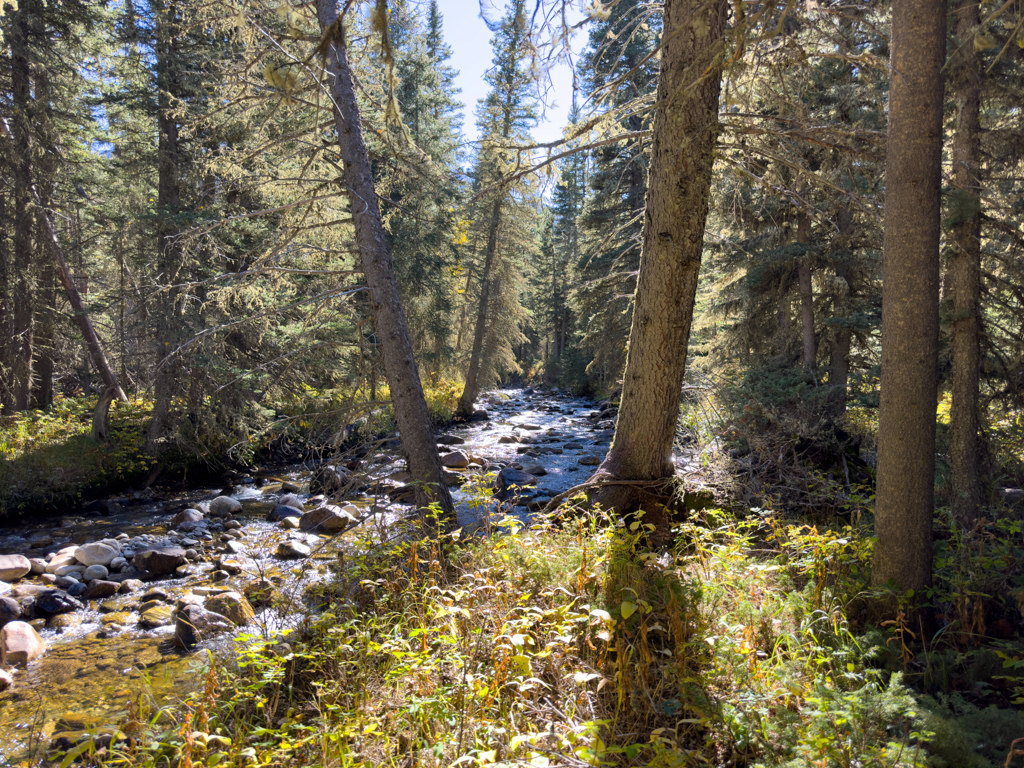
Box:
540, 476, 678, 517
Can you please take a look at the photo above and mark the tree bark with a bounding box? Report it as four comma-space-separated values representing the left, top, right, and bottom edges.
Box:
872, 0, 946, 597
456, 200, 501, 417
797, 214, 816, 371
828, 207, 856, 415
588, 0, 726, 527
145, 0, 183, 455
33, 188, 129, 403
316, 0, 453, 520
948, 0, 983, 526
11, 7, 34, 411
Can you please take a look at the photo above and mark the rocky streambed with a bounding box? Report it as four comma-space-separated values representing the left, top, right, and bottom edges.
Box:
0, 387, 702, 762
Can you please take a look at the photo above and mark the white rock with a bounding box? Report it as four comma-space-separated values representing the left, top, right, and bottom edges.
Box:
54, 565, 86, 577
45, 552, 78, 574
0, 621, 46, 666
73, 542, 120, 567
109, 557, 128, 570
29, 558, 46, 574
0, 555, 31, 583
208, 496, 242, 517
0, 667, 13, 691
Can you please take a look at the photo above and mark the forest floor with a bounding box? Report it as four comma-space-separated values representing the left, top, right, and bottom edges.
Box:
1, 386, 1024, 767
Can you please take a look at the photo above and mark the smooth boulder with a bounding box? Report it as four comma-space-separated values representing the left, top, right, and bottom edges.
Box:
441, 451, 470, 469
73, 542, 120, 567
132, 547, 187, 576
83, 564, 109, 581
0, 596, 22, 627
34, 589, 84, 618
174, 604, 235, 650
208, 496, 242, 517
172, 509, 204, 525
1, 621, 46, 666
494, 467, 539, 497
204, 592, 255, 626
299, 505, 359, 534
276, 541, 310, 559
0, 554, 31, 583
267, 505, 303, 522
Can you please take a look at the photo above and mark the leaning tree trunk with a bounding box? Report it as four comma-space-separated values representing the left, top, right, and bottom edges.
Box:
948, 0, 983, 527
872, 0, 946, 599
33, 187, 128, 404
456, 199, 502, 417
587, 0, 726, 530
316, 0, 453, 520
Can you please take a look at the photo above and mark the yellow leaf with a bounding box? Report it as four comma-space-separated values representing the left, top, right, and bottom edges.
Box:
621, 601, 637, 619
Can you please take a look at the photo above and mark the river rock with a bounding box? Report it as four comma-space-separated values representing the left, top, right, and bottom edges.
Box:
34, 590, 84, 618
520, 462, 548, 476
132, 547, 187, 576
0, 668, 12, 691
208, 496, 242, 517
45, 551, 78, 574
563, 442, 583, 450
118, 579, 144, 594
83, 564, 109, 581
309, 465, 349, 495
0, 582, 9, 597
441, 451, 470, 469
279, 493, 303, 509
498, 435, 518, 444
268, 505, 303, 522
83, 580, 120, 600
0, 596, 22, 627
222, 540, 246, 555
109, 557, 128, 570
278, 516, 301, 530
299, 505, 359, 534
205, 592, 255, 626
54, 565, 86, 578
29, 558, 46, 574
139, 605, 174, 628
174, 604, 235, 650
1, 621, 46, 665
494, 467, 539, 496
223, 519, 242, 530
276, 541, 310, 559
578, 456, 602, 466
0, 555, 31, 582
47, 613, 81, 631
172, 509, 204, 525
73, 542, 120, 567
67, 582, 88, 597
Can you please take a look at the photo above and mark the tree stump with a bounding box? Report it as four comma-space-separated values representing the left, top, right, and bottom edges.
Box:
91, 386, 116, 443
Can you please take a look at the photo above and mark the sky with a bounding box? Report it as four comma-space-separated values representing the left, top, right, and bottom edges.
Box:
430, 0, 583, 149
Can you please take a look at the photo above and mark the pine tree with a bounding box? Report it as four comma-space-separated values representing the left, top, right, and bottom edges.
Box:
571, 0, 659, 386
456, 0, 540, 416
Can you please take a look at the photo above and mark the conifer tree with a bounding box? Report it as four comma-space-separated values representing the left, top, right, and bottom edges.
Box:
456, 0, 540, 416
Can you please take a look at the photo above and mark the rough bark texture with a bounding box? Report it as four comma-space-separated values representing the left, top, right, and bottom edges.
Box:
145, 0, 183, 455
316, 0, 453, 519
797, 215, 816, 370
456, 200, 502, 417
872, 0, 946, 595
11, 8, 34, 411
948, 0, 983, 526
589, 0, 726, 524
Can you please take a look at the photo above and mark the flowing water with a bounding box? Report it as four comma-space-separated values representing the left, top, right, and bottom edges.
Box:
0, 387, 695, 763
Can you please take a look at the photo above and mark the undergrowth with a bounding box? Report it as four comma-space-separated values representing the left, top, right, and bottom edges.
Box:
54, 503, 1022, 768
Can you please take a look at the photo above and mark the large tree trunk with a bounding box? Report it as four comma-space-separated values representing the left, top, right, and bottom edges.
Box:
588, 0, 726, 528
872, 0, 946, 598
11, 8, 34, 411
948, 0, 983, 526
145, 0, 183, 455
316, 0, 453, 520
456, 200, 501, 417
797, 214, 816, 371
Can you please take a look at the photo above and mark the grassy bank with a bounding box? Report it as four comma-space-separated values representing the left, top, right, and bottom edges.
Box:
73, 504, 1024, 768
0, 381, 467, 517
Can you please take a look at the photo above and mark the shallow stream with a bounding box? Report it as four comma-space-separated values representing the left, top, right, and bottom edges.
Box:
0, 387, 695, 763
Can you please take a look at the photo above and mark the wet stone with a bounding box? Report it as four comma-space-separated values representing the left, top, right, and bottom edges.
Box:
83, 580, 120, 600
139, 605, 174, 628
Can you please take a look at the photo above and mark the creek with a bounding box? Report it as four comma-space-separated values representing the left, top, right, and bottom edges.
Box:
0, 386, 695, 763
